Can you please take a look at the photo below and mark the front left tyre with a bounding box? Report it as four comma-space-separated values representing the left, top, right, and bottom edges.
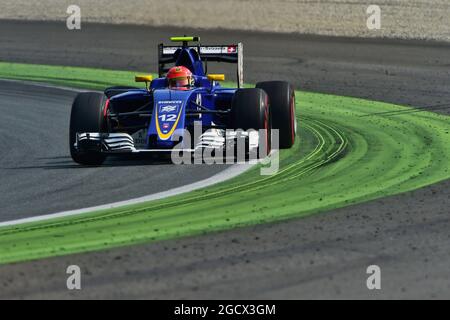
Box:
70, 92, 108, 165
256, 81, 296, 149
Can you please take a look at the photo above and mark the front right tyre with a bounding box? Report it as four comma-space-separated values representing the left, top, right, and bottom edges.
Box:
70, 92, 107, 165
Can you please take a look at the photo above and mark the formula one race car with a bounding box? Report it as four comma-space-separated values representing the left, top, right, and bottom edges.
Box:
70, 36, 297, 165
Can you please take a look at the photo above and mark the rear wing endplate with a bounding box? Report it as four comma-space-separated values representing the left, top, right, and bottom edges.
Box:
158, 43, 244, 88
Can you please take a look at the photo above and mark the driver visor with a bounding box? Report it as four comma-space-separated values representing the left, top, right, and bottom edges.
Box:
169, 77, 190, 88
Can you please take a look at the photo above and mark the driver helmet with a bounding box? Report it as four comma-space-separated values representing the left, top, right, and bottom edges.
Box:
166, 66, 195, 90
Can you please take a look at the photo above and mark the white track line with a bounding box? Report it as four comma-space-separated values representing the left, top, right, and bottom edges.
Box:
0, 79, 255, 227
0, 163, 252, 227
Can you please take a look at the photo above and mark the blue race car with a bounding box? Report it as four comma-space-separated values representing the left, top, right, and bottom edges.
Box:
70, 36, 297, 165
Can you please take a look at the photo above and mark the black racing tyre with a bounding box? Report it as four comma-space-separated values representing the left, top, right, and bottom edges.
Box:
256, 81, 296, 149
104, 86, 138, 99
231, 88, 271, 158
70, 92, 107, 165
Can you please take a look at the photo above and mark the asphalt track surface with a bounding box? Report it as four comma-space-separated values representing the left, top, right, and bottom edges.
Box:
1, 20, 450, 299
0, 81, 234, 222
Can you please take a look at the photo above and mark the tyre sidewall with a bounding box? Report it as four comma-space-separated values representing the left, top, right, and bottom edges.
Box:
70, 92, 107, 165
256, 81, 296, 149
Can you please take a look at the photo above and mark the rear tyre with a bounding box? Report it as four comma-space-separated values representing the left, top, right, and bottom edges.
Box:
231, 88, 271, 158
70, 92, 107, 165
256, 81, 296, 149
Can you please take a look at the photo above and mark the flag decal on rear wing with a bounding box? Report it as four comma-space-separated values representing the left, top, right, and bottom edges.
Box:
162, 46, 238, 55
158, 43, 244, 88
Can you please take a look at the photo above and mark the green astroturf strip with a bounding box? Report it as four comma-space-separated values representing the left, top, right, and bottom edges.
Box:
0, 62, 449, 264
0, 62, 141, 89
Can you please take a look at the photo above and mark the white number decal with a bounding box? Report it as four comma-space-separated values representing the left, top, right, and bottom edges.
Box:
159, 114, 177, 122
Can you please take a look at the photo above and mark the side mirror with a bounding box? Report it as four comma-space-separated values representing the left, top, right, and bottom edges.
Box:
135, 75, 153, 90
207, 74, 225, 82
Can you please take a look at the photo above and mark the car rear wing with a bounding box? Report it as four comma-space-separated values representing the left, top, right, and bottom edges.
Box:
158, 43, 244, 88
